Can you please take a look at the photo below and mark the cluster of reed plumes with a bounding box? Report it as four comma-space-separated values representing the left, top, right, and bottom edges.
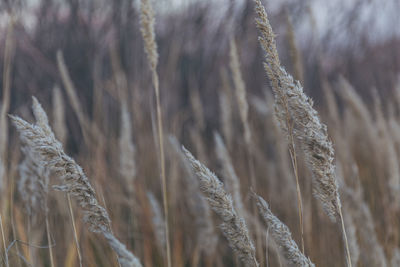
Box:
0, 0, 400, 266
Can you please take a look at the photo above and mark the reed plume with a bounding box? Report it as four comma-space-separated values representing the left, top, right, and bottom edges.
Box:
10, 97, 142, 267
18, 145, 51, 266
140, 0, 158, 72
52, 87, 82, 266
340, 165, 387, 267
229, 38, 264, 264
253, 192, 315, 267
254, 0, 308, 253
169, 136, 217, 255
139, 0, 171, 265
253, 1, 351, 265
254, 0, 341, 223
214, 132, 245, 216
18, 146, 46, 218
21, 97, 59, 267
182, 146, 258, 267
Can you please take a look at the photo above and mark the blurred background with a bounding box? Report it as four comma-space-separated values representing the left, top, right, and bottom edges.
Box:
1, 0, 400, 266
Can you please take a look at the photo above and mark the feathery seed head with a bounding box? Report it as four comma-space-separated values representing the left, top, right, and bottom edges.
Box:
253, 0, 341, 222
169, 136, 217, 255
214, 132, 245, 216
254, 193, 315, 267
10, 98, 142, 267
182, 146, 258, 267
140, 0, 158, 71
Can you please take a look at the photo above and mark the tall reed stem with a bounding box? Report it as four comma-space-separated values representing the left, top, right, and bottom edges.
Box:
285, 102, 305, 253
339, 207, 352, 267
0, 213, 8, 267
45, 213, 55, 267
67, 194, 83, 267
139, 0, 171, 265
153, 70, 171, 267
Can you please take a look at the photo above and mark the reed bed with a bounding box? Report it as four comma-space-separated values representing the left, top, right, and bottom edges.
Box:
0, 0, 399, 266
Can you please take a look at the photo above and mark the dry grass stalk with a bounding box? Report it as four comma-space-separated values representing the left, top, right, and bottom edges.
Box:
119, 102, 137, 194
342, 204, 359, 267
18, 146, 46, 218
66, 193, 83, 267
336, 166, 359, 267
340, 165, 387, 267
229, 38, 264, 264
190, 86, 205, 131
103, 231, 142, 267
0, 213, 8, 267
139, 1, 171, 266
394, 76, 400, 115
254, 0, 337, 225
45, 214, 56, 267
56, 50, 91, 145
52, 86, 67, 145
147, 192, 166, 253
214, 132, 244, 216
92, 54, 105, 128
169, 136, 217, 256
336, 76, 373, 130
0, 19, 14, 194
219, 69, 234, 149
29, 97, 56, 267
52, 87, 82, 266
391, 248, 400, 267
253, 90, 297, 203
253, 1, 351, 265
229, 40, 251, 145
10, 98, 142, 267
343, 188, 387, 266
19, 143, 57, 266
56, 50, 85, 126
253, 0, 306, 253
336, 78, 377, 168
182, 146, 259, 267
253, 193, 315, 267
110, 45, 129, 101
285, 15, 303, 84
371, 89, 400, 200
322, 81, 340, 130
189, 129, 207, 163
19, 146, 42, 264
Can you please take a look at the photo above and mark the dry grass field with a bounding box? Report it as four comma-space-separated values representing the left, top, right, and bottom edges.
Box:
0, 0, 400, 266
